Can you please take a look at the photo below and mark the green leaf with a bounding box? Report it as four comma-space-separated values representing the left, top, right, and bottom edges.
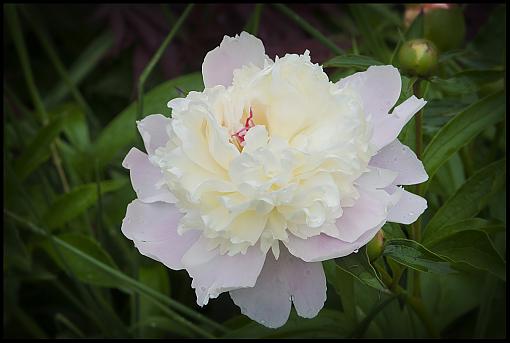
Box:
130, 316, 194, 338
49, 102, 90, 151
323, 54, 383, 69
425, 159, 506, 235
223, 309, 355, 338
40, 233, 122, 289
427, 230, 506, 281
422, 91, 505, 181
381, 222, 406, 240
382, 239, 455, 274
13, 116, 69, 179
405, 11, 424, 40
88, 72, 203, 172
42, 178, 128, 230
334, 247, 387, 291
423, 218, 505, 246
138, 264, 171, 338
323, 260, 356, 320
349, 4, 392, 63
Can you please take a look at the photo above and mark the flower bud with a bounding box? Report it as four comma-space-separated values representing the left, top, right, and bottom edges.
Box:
397, 38, 438, 77
367, 230, 384, 262
424, 5, 466, 52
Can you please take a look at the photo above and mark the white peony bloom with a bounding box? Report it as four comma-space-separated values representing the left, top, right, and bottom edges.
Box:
121, 31, 428, 328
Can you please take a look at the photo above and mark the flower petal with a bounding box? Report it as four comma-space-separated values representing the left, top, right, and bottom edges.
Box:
122, 147, 177, 203
284, 224, 382, 263
334, 188, 390, 243
337, 65, 401, 123
229, 246, 326, 328
355, 166, 398, 189
371, 96, 426, 150
137, 114, 172, 155
369, 139, 428, 185
386, 186, 428, 224
121, 200, 198, 270
181, 237, 266, 306
202, 31, 266, 88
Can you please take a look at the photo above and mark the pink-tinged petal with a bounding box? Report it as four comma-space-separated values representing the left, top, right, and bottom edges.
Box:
369, 139, 428, 185
371, 96, 426, 150
122, 148, 177, 203
355, 166, 398, 189
284, 224, 382, 263
337, 65, 401, 122
334, 188, 389, 243
181, 237, 266, 306
386, 186, 427, 224
229, 247, 326, 328
121, 200, 198, 270
137, 114, 172, 155
202, 31, 266, 88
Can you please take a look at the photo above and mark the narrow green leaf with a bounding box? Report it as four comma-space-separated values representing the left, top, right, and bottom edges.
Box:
44, 31, 114, 108
40, 233, 122, 288
130, 316, 194, 338
13, 116, 68, 179
349, 4, 392, 62
42, 178, 128, 230
323, 260, 356, 320
89, 72, 203, 172
425, 159, 506, 235
49, 102, 91, 151
423, 218, 505, 246
422, 91, 505, 181
323, 54, 383, 69
334, 247, 387, 291
405, 11, 424, 40
427, 230, 506, 281
383, 239, 455, 274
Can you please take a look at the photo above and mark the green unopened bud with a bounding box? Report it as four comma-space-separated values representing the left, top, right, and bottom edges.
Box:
424, 6, 466, 52
367, 230, 384, 262
397, 38, 438, 77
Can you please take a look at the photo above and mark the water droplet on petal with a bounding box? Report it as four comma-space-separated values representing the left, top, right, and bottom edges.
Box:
409, 212, 414, 216
200, 286, 206, 291
354, 249, 359, 253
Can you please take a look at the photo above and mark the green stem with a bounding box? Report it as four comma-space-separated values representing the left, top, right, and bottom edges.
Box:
375, 264, 439, 338
4, 209, 229, 336
272, 4, 344, 56
137, 4, 194, 119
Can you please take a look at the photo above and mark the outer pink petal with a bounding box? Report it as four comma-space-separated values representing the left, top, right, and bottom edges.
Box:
355, 166, 398, 190
334, 188, 389, 243
229, 247, 326, 328
181, 237, 266, 306
202, 31, 266, 88
386, 186, 427, 224
371, 96, 426, 150
137, 114, 172, 155
122, 147, 177, 203
121, 200, 198, 270
284, 224, 383, 263
337, 65, 401, 123
369, 139, 428, 185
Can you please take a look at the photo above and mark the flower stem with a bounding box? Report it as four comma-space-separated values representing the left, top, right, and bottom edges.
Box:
375, 264, 439, 338
272, 4, 344, 56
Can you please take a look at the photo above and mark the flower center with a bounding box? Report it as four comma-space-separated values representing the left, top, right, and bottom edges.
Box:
231, 107, 255, 149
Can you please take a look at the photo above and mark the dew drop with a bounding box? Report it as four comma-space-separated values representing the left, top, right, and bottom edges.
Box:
353, 249, 359, 254
260, 320, 266, 324
200, 286, 206, 292
409, 212, 414, 216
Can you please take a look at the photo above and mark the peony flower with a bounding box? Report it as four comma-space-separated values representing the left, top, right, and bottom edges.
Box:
121, 32, 428, 328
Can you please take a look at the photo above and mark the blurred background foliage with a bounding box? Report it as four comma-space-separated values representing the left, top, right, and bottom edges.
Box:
3, 3, 506, 338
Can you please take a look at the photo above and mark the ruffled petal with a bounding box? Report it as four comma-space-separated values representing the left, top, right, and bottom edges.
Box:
386, 186, 427, 224
181, 237, 266, 306
369, 139, 428, 185
121, 200, 198, 270
122, 148, 177, 203
137, 114, 172, 156
337, 65, 401, 123
284, 223, 382, 263
371, 96, 426, 150
229, 246, 326, 328
202, 31, 266, 88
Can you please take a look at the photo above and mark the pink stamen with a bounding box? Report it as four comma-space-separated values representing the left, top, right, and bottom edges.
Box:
232, 107, 255, 145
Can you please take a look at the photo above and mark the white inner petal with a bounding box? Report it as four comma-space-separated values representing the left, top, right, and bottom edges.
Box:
153, 51, 375, 257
